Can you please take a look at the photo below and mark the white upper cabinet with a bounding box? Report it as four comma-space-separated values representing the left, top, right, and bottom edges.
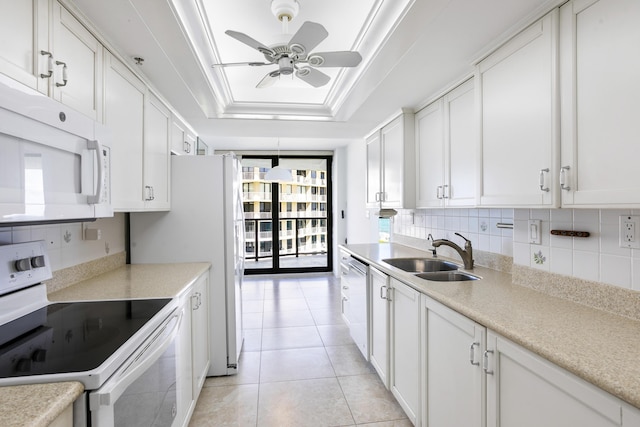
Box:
171, 114, 197, 156
144, 92, 171, 210
0, 1, 103, 121
105, 51, 145, 211
559, 0, 640, 207
416, 79, 476, 208
366, 112, 416, 209
0, 0, 49, 93
476, 10, 559, 208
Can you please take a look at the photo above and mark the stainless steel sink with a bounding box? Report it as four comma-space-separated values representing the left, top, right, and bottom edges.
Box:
382, 258, 459, 273
415, 271, 480, 282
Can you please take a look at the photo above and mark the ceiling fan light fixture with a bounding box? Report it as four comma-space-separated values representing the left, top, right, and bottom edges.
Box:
264, 166, 294, 182
271, 0, 299, 22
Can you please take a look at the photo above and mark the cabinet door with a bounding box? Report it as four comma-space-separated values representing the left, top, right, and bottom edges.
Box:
0, 0, 48, 94
560, 0, 640, 207
423, 296, 484, 427
104, 52, 145, 211
486, 331, 623, 427
369, 267, 389, 387
389, 278, 421, 425
445, 79, 476, 207
381, 114, 415, 208
365, 131, 382, 208
477, 10, 559, 207
415, 99, 445, 208
144, 92, 171, 210
50, 2, 103, 121
171, 115, 196, 155
191, 274, 210, 401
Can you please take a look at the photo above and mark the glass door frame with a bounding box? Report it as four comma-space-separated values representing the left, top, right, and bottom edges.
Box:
242, 154, 333, 275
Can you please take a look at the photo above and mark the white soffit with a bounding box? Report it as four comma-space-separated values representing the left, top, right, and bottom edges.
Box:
171, 0, 414, 120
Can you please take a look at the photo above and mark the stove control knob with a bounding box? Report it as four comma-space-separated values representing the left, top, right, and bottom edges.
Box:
14, 258, 32, 272
32, 349, 47, 363
16, 358, 32, 372
30, 255, 46, 268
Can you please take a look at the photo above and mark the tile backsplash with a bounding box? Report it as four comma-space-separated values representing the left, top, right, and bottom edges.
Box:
393, 208, 640, 291
0, 213, 126, 272
392, 208, 514, 258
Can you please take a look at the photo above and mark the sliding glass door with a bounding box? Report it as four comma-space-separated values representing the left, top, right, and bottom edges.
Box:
241, 155, 332, 274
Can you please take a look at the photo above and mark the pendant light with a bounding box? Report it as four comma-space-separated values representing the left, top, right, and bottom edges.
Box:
264, 138, 294, 182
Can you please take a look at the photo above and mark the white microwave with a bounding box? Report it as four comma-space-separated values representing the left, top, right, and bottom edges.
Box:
0, 76, 112, 225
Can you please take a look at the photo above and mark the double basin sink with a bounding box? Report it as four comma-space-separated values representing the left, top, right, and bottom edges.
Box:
381, 258, 479, 282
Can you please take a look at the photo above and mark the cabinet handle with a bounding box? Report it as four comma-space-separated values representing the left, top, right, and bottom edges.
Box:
55, 61, 68, 87
145, 185, 155, 201
469, 342, 480, 366
436, 186, 443, 200
443, 184, 449, 199
192, 294, 199, 310
379, 285, 385, 300
385, 286, 392, 302
483, 349, 494, 375
375, 192, 380, 202
539, 168, 550, 192
40, 51, 53, 78
560, 166, 571, 191
184, 140, 191, 153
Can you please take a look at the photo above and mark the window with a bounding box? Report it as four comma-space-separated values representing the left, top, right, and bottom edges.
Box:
297, 170, 307, 177
283, 184, 292, 194
312, 235, 317, 244
286, 221, 293, 230
260, 183, 271, 193
259, 241, 272, 253
311, 203, 318, 210
286, 202, 292, 212
287, 239, 293, 249
311, 219, 318, 227
310, 171, 317, 179
242, 166, 252, 173
298, 186, 305, 194
297, 203, 306, 211
319, 188, 326, 195
245, 221, 255, 232
243, 202, 253, 213
320, 172, 325, 179
259, 222, 271, 232
311, 187, 318, 195
242, 183, 251, 193
245, 242, 255, 253
319, 203, 326, 212
260, 202, 271, 212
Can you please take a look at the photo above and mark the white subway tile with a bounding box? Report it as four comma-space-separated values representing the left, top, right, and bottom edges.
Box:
501, 237, 513, 257
550, 209, 572, 223
573, 209, 598, 223
550, 247, 573, 276
478, 218, 490, 234
489, 218, 502, 236
490, 209, 502, 218
600, 254, 631, 289
513, 242, 531, 266
468, 217, 479, 233
600, 209, 631, 225
479, 234, 490, 251
573, 223, 599, 252
501, 209, 514, 219
513, 220, 529, 243
600, 223, 631, 257
490, 235, 502, 253
573, 250, 599, 282
530, 209, 550, 221
514, 209, 530, 221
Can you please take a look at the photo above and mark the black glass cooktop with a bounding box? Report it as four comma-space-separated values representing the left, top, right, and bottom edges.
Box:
0, 299, 171, 378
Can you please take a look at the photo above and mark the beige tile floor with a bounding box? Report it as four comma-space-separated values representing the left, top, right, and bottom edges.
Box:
189, 274, 412, 427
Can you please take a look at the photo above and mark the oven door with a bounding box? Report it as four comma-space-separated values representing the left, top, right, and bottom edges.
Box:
0, 76, 112, 224
89, 308, 182, 427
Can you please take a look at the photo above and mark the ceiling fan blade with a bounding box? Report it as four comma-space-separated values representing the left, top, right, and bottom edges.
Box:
225, 30, 275, 57
307, 51, 362, 68
288, 22, 328, 58
257, 71, 280, 88
212, 62, 272, 68
295, 67, 331, 88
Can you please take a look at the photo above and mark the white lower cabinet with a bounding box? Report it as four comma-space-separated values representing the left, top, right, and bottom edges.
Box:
176, 271, 210, 427
389, 278, 421, 426
369, 266, 390, 387
485, 330, 624, 427
422, 295, 484, 427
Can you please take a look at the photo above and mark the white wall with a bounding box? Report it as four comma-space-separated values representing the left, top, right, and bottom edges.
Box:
0, 214, 126, 272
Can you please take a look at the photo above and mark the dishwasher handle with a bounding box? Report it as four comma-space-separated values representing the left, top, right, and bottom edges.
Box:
348, 260, 368, 276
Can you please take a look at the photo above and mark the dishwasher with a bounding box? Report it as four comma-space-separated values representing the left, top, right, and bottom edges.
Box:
343, 255, 369, 360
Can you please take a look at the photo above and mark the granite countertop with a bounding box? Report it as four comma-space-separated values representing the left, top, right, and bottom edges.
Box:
341, 243, 640, 410
0, 382, 83, 427
48, 262, 211, 302
1, 262, 210, 427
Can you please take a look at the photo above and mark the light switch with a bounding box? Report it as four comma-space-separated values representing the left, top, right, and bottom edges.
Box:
528, 220, 541, 244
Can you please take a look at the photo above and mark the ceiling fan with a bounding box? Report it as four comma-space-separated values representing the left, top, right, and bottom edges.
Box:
212, 0, 362, 88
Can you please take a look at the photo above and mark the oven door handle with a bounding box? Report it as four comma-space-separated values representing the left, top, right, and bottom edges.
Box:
89, 309, 183, 409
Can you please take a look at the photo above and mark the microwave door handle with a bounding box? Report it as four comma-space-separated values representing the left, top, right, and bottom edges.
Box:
86, 140, 104, 204
89, 310, 183, 409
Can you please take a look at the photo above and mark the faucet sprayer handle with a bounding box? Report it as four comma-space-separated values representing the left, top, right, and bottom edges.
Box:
455, 232, 471, 243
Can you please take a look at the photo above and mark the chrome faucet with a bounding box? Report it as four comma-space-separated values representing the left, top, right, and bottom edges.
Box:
431, 232, 474, 269
427, 233, 437, 257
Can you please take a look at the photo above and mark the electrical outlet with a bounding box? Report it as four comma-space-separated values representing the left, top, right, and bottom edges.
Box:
619, 215, 640, 249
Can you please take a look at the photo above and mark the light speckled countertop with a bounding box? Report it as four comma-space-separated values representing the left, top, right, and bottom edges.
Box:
342, 243, 640, 410
0, 382, 83, 427
1, 262, 210, 427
